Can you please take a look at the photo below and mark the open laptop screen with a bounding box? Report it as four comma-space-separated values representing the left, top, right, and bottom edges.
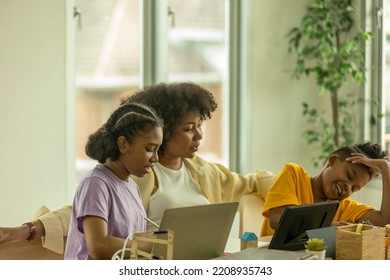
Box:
268, 200, 339, 251
152, 202, 239, 260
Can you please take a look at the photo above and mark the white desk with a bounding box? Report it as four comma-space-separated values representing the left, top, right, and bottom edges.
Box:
216, 247, 315, 260
221, 236, 318, 260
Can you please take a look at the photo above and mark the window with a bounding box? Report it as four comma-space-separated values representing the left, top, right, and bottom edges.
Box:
363, 0, 386, 148
74, 0, 141, 180
166, 0, 228, 164
383, 0, 390, 150
74, 0, 238, 181
367, 0, 390, 150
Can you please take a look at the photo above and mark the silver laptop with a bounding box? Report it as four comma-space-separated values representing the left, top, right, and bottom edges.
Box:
151, 202, 239, 260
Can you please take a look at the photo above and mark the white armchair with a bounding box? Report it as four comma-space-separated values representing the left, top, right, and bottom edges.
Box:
238, 193, 265, 238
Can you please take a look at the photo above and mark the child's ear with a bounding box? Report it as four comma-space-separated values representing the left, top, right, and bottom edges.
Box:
117, 136, 128, 153
326, 154, 338, 166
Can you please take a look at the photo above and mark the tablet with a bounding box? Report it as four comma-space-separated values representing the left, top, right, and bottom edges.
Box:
268, 200, 339, 251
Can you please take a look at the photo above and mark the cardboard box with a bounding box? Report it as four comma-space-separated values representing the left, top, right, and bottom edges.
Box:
336, 224, 385, 260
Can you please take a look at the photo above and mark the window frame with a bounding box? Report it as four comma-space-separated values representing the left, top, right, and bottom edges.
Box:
140, 0, 246, 172
364, 0, 386, 147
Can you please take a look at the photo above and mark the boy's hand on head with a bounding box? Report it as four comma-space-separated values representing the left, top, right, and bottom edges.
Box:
346, 153, 384, 180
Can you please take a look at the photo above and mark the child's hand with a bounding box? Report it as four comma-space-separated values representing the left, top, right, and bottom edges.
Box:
346, 153, 385, 181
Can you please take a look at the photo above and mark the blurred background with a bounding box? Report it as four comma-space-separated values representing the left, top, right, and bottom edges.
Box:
0, 0, 388, 225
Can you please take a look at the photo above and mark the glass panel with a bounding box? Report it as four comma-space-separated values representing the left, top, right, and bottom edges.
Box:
384, 1, 390, 150
166, 0, 228, 166
74, 0, 140, 180
74, 0, 229, 179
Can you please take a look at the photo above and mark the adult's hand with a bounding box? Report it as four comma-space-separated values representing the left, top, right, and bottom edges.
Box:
0, 226, 30, 244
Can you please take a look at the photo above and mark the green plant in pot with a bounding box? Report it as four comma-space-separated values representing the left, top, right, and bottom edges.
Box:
287, 0, 375, 167
305, 238, 327, 259
305, 238, 326, 251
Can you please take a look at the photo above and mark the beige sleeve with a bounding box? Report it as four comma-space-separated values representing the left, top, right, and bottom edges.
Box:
32, 205, 72, 254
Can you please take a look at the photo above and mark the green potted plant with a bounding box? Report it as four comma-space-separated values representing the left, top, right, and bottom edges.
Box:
287, 0, 375, 167
305, 238, 327, 259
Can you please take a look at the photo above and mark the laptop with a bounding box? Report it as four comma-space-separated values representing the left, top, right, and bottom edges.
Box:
268, 200, 339, 251
306, 226, 336, 259
151, 202, 239, 260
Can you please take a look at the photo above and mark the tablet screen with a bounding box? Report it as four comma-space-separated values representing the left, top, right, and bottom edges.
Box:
268, 200, 339, 251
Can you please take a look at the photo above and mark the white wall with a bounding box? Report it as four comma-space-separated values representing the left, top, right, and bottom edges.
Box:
241, 0, 320, 176
243, 0, 360, 174
0, 0, 75, 226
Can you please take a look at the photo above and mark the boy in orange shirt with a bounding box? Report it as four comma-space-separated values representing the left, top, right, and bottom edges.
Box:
261, 142, 390, 237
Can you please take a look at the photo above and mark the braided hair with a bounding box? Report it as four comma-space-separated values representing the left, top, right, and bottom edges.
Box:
85, 103, 163, 164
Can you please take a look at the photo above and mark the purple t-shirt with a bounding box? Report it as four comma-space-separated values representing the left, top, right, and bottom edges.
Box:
64, 164, 146, 260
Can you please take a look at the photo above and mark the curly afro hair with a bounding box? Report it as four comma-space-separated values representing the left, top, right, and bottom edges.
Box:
332, 142, 388, 161
121, 82, 217, 154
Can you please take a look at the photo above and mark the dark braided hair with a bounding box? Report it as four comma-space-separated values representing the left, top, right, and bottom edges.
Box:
120, 82, 217, 154
85, 103, 163, 164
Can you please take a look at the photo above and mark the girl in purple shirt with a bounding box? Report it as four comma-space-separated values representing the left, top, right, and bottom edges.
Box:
64, 102, 163, 260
